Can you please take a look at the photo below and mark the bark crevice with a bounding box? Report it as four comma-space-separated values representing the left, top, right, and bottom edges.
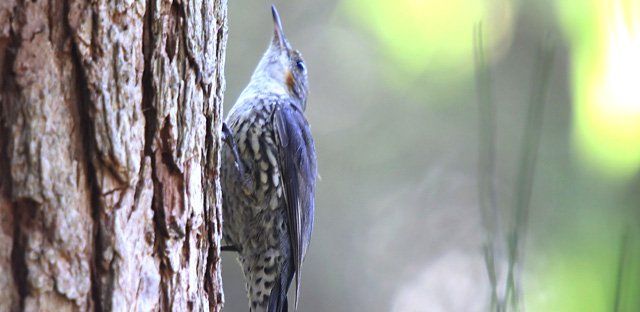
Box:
10, 200, 28, 310
1, 22, 20, 311
142, 0, 156, 159
71, 32, 104, 312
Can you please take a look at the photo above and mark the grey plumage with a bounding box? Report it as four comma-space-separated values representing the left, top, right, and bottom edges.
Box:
221, 6, 316, 312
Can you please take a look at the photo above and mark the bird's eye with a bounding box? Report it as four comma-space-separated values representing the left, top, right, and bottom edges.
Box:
296, 60, 306, 73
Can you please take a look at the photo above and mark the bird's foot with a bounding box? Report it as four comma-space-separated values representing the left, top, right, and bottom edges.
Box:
222, 122, 255, 192
221, 245, 240, 252
222, 123, 247, 176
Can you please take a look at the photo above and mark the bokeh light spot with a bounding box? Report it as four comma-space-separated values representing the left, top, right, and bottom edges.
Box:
341, 0, 513, 79
557, 0, 640, 177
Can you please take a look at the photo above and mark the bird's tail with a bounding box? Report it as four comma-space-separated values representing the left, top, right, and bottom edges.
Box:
267, 261, 294, 312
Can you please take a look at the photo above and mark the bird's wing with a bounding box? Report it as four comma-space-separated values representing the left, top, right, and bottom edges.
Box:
272, 101, 317, 310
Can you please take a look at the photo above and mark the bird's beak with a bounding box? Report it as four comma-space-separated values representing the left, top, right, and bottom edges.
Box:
271, 5, 288, 50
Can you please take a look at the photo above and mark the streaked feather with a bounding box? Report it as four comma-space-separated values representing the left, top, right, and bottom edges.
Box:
272, 101, 317, 310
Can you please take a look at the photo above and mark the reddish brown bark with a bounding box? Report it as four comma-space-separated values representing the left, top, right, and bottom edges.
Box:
0, 0, 227, 310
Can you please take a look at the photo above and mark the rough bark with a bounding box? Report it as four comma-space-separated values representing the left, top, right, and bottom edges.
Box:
0, 0, 227, 310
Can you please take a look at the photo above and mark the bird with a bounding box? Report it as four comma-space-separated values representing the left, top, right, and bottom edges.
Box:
220, 5, 317, 312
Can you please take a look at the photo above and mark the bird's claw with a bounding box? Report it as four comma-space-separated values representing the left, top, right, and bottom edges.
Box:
221, 245, 240, 252
222, 122, 254, 190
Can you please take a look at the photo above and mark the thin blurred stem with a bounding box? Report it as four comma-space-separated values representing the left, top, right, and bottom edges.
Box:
483, 243, 500, 311
503, 37, 555, 310
473, 23, 502, 312
613, 228, 630, 312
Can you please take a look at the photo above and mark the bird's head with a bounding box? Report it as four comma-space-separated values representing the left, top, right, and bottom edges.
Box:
252, 5, 309, 109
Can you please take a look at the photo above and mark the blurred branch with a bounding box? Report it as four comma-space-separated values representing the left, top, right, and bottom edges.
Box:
504, 36, 556, 310
613, 228, 630, 312
473, 22, 502, 312
474, 25, 556, 311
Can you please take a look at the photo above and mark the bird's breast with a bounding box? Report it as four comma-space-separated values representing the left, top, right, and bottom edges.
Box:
229, 102, 284, 213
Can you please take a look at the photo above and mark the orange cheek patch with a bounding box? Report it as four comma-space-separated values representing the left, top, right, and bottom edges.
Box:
285, 69, 295, 92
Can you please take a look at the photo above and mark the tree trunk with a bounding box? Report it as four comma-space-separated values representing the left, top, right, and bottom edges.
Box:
0, 0, 227, 310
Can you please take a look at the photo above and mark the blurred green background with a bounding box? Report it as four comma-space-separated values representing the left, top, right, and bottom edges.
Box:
222, 0, 640, 311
